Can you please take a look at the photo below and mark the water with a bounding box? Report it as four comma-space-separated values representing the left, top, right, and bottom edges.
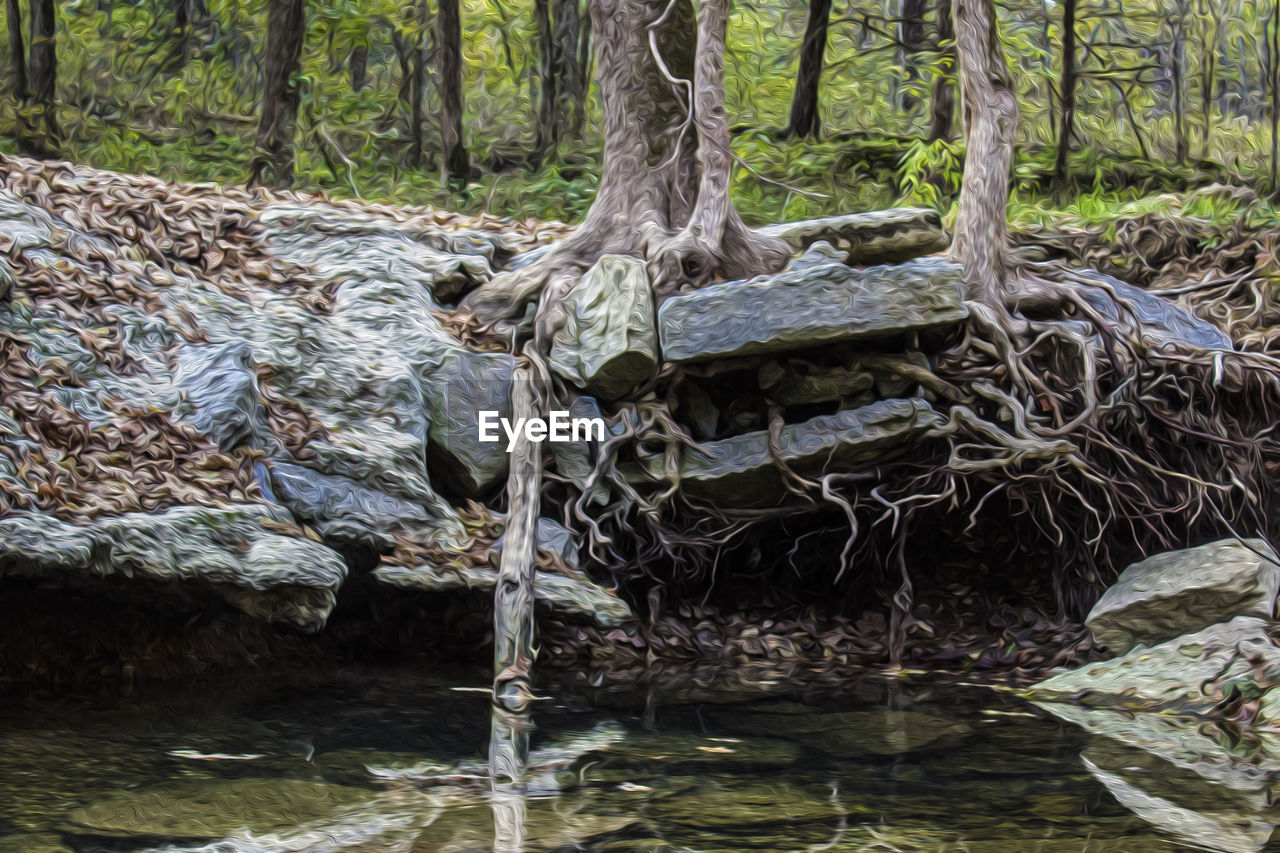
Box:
0, 665, 1274, 852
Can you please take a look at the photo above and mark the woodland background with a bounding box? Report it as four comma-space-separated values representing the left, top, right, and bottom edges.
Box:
1, 0, 1276, 232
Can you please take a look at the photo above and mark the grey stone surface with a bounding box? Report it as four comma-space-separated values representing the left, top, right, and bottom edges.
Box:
1085, 538, 1280, 653
1026, 616, 1280, 715
550, 255, 659, 399
423, 348, 516, 496
173, 341, 266, 452
638, 398, 941, 505
267, 461, 431, 549
755, 207, 950, 264
658, 253, 967, 363
1083, 743, 1277, 853
1073, 268, 1233, 351
0, 505, 347, 630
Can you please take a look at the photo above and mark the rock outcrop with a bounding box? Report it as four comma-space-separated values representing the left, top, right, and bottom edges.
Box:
1085, 539, 1279, 653
1027, 616, 1280, 714
657, 251, 967, 363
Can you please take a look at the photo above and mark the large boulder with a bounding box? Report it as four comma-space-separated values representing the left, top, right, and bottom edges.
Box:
1086, 539, 1280, 654
657, 250, 967, 363
549, 254, 659, 400
1026, 616, 1280, 715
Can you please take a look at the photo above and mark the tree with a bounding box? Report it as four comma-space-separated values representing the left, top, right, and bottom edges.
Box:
461, 0, 789, 327
786, 0, 832, 138
950, 0, 1017, 297
899, 0, 929, 111
928, 0, 955, 141
535, 0, 587, 158
249, 0, 306, 187
437, 0, 468, 183
1051, 0, 1076, 188
6, 0, 27, 102
27, 0, 55, 147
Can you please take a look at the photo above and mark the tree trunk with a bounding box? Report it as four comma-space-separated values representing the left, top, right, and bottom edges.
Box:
349, 43, 368, 91
25, 0, 55, 153
534, 0, 558, 159
950, 0, 1017, 299
571, 9, 592, 135
7, 0, 27, 101
899, 0, 928, 112
927, 0, 955, 141
248, 0, 306, 188
1051, 0, 1075, 188
786, 0, 832, 138
1171, 1, 1188, 164
410, 0, 426, 169
554, 0, 584, 134
438, 0, 467, 183
460, 0, 788, 326
1272, 0, 1279, 195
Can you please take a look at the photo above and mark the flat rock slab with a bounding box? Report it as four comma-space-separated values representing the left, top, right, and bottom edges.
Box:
755, 207, 950, 265
424, 348, 517, 496
1026, 616, 1280, 715
658, 254, 967, 363
1086, 538, 1280, 654
0, 505, 346, 630
550, 254, 659, 400
640, 398, 940, 505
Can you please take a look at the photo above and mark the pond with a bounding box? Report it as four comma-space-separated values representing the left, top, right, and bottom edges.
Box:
0, 665, 1272, 852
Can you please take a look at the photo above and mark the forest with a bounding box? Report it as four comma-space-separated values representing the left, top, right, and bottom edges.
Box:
3, 0, 1279, 227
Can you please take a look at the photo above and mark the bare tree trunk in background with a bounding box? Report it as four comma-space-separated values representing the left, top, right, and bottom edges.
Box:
1271, 0, 1279, 194
460, 0, 789, 326
787, 0, 832, 138
928, 0, 955, 141
248, 0, 306, 188
1051, 0, 1075, 188
1198, 0, 1221, 154
410, 0, 427, 169
553, 0, 584, 134
534, 0, 558, 159
437, 0, 468, 183
950, 0, 1017, 299
899, 0, 928, 112
349, 43, 368, 91
6, 0, 27, 101
571, 9, 592, 135
27, 0, 55, 151
1170, 0, 1188, 164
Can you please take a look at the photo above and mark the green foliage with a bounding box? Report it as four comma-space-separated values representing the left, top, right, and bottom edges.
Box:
0, 0, 1275, 228
896, 138, 964, 210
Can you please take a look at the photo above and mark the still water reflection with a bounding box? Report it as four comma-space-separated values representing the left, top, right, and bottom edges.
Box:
0, 666, 1274, 852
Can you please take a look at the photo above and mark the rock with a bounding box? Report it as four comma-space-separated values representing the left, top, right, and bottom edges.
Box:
548, 395, 612, 490
657, 252, 967, 363
493, 516, 581, 570
66, 778, 369, 838
1085, 538, 1279, 654
754, 207, 950, 265
267, 461, 431, 549
373, 562, 632, 626
758, 351, 930, 406
172, 342, 267, 452
1034, 702, 1280, 794
1026, 616, 1280, 715
423, 348, 517, 496
637, 399, 941, 505
549, 254, 659, 400
1072, 268, 1233, 352
1083, 744, 1277, 853
0, 505, 346, 630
